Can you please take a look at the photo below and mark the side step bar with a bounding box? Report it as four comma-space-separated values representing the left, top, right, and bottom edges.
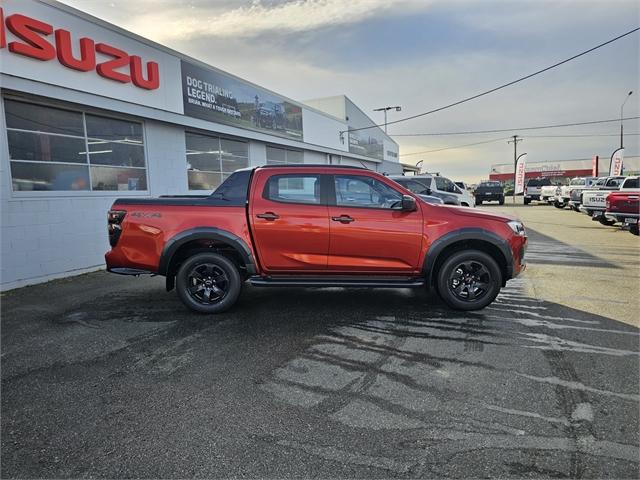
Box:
249, 276, 425, 288
108, 267, 154, 276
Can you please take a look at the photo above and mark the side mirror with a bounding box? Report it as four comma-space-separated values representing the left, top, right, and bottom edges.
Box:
401, 195, 417, 211
422, 187, 432, 195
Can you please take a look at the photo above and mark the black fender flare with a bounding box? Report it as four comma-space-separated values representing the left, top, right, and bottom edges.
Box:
158, 227, 257, 278
422, 228, 513, 286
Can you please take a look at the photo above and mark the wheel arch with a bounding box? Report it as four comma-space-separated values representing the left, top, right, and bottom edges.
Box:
423, 228, 513, 288
159, 227, 256, 291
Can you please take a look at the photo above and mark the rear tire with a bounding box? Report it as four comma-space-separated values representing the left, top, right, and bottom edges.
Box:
630, 224, 639, 236
554, 201, 565, 209
436, 250, 502, 311
476, 200, 482, 205
524, 198, 531, 205
498, 198, 505, 205
176, 253, 242, 314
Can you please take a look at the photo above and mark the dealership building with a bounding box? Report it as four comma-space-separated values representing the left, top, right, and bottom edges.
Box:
0, 0, 402, 290
489, 156, 640, 185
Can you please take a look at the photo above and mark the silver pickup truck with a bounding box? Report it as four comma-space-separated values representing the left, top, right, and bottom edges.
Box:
559, 176, 597, 210
579, 176, 627, 224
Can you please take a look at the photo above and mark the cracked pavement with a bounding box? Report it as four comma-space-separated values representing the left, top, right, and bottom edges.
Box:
1, 206, 639, 478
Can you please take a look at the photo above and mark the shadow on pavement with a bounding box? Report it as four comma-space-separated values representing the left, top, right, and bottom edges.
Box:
1, 272, 638, 478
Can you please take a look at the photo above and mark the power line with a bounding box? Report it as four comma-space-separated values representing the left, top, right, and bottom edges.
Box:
344, 27, 640, 134
399, 132, 640, 157
391, 116, 640, 137
400, 137, 509, 157
526, 133, 640, 138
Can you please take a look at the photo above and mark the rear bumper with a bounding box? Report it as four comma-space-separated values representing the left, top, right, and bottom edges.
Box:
105, 249, 159, 275
605, 212, 639, 224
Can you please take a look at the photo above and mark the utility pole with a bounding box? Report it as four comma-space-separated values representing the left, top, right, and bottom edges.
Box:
507, 135, 523, 204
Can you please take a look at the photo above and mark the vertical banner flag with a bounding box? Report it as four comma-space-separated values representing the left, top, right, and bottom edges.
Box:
515, 153, 527, 194
592, 155, 599, 177
609, 148, 624, 176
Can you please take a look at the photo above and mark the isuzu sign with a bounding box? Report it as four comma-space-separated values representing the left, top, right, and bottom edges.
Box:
0, 8, 159, 90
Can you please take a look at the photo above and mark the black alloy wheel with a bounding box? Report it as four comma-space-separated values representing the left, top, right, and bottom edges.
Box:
176, 253, 242, 314
436, 250, 501, 311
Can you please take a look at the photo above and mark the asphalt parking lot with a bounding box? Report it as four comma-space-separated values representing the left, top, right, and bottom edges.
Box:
1, 203, 639, 479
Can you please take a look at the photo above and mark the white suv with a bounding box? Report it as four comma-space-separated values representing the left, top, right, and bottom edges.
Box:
433, 176, 476, 207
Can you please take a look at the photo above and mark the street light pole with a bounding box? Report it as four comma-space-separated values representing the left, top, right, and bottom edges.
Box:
620, 91, 633, 148
373, 106, 402, 133
507, 135, 523, 204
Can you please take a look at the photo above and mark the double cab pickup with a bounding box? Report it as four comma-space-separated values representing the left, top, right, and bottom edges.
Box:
105, 166, 527, 313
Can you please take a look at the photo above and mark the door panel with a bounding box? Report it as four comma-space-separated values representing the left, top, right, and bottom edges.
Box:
328, 175, 423, 272
250, 172, 329, 271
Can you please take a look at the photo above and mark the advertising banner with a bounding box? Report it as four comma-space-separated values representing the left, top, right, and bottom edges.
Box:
592, 155, 599, 177
609, 148, 624, 176
515, 153, 527, 194
181, 60, 303, 140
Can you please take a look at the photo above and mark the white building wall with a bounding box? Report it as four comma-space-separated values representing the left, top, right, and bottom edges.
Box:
301, 108, 348, 153
303, 151, 328, 164
145, 121, 189, 196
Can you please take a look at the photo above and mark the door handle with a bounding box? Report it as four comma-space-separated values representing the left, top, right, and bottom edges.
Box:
332, 215, 355, 224
256, 212, 279, 220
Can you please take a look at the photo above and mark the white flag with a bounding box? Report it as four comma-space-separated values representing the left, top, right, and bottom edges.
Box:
609, 148, 624, 176
515, 153, 527, 194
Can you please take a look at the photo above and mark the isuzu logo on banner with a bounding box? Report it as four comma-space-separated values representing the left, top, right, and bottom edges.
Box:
515, 153, 527, 194
609, 148, 624, 176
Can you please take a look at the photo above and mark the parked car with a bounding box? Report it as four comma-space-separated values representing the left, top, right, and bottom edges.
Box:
561, 177, 597, 210
604, 180, 639, 235
388, 177, 444, 204
474, 181, 505, 205
455, 181, 473, 192
388, 175, 460, 205
403, 174, 476, 206
524, 177, 553, 205
579, 176, 628, 224
106, 165, 527, 312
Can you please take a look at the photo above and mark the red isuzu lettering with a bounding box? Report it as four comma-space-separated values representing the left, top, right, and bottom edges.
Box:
0, 8, 159, 90
105, 166, 528, 314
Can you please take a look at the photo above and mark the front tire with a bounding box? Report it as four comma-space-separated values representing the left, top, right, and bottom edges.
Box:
554, 201, 565, 209
524, 198, 531, 205
176, 253, 242, 314
436, 250, 502, 311
498, 198, 505, 205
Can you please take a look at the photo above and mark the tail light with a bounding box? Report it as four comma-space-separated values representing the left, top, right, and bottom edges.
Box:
606, 199, 610, 209
108, 209, 126, 247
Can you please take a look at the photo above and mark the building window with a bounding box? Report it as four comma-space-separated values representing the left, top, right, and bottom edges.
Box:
186, 132, 248, 190
266, 146, 303, 165
5, 99, 147, 192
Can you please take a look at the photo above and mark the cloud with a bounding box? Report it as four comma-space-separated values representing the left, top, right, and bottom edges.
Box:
123, 0, 432, 42
57, 0, 639, 183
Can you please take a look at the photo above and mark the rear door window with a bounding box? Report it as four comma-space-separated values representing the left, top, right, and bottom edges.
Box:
264, 175, 322, 204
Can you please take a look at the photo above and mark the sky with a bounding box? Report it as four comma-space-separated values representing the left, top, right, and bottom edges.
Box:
60, 0, 639, 182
